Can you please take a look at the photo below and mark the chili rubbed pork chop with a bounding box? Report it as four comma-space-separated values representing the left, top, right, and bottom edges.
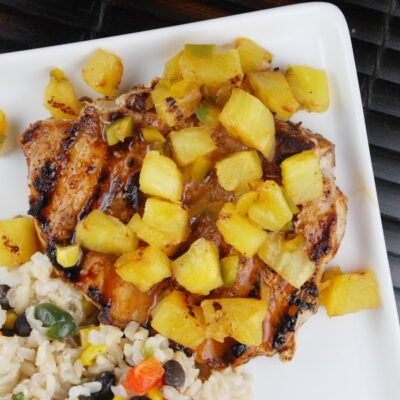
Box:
19, 84, 347, 366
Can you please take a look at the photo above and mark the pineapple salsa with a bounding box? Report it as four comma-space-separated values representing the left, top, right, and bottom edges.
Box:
1, 37, 379, 357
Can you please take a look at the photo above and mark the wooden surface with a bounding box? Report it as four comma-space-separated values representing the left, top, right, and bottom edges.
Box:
0, 0, 399, 315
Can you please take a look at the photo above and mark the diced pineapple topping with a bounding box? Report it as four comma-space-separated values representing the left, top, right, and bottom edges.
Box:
195, 101, 221, 127
170, 126, 217, 166
151, 78, 202, 127
116, 246, 171, 292
281, 150, 323, 205
220, 255, 239, 287
180, 48, 243, 87
151, 290, 205, 349
172, 238, 223, 295
247, 180, 293, 232
163, 51, 183, 81
248, 70, 299, 121
142, 198, 189, 245
82, 48, 123, 97
139, 151, 182, 203
190, 156, 212, 182
185, 44, 216, 57
201, 297, 267, 346
128, 214, 173, 255
219, 89, 275, 159
76, 210, 137, 254
56, 244, 82, 268
216, 203, 267, 257
286, 66, 329, 112
257, 232, 315, 288
0, 110, 7, 154
142, 127, 165, 143
320, 269, 380, 316
44, 68, 80, 119
235, 191, 258, 215
216, 150, 263, 192
235, 37, 273, 73
105, 116, 134, 146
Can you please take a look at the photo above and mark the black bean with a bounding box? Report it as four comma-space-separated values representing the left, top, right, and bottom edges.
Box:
93, 371, 116, 400
14, 313, 32, 337
0, 284, 11, 310
231, 343, 247, 358
164, 359, 185, 389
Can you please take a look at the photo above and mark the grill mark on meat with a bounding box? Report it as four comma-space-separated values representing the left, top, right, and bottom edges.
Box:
309, 213, 337, 263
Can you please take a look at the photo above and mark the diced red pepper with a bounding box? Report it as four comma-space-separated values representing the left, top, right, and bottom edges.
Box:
124, 357, 165, 395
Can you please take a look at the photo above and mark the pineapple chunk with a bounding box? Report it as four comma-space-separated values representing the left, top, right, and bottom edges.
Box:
216, 150, 263, 192
44, 68, 80, 119
190, 156, 212, 182
76, 210, 137, 254
235, 37, 272, 73
151, 290, 205, 349
0, 110, 7, 154
128, 214, 171, 253
171, 238, 223, 295
195, 101, 221, 127
180, 48, 243, 87
236, 191, 258, 215
163, 51, 183, 81
281, 150, 323, 205
82, 48, 123, 97
216, 203, 267, 257
0, 217, 41, 267
219, 89, 275, 159
257, 232, 284, 268
105, 116, 134, 146
185, 44, 216, 57
322, 266, 343, 282
220, 255, 239, 287
56, 244, 82, 268
257, 232, 315, 288
201, 297, 267, 346
170, 127, 217, 166
247, 180, 293, 232
151, 78, 202, 127
142, 198, 189, 245
142, 127, 166, 143
139, 151, 182, 203
321, 270, 380, 316
115, 246, 171, 292
248, 71, 299, 121
286, 66, 329, 112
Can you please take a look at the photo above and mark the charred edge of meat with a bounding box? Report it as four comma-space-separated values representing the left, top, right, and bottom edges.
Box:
274, 134, 315, 165
123, 172, 140, 211
126, 90, 150, 112
309, 213, 337, 263
98, 301, 112, 324
289, 281, 319, 312
46, 242, 81, 281
272, 282, 319, 350
28, 161, 58, 225
87, 286, 107, 306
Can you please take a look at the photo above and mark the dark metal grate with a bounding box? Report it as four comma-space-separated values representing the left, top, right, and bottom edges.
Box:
0, 0, 398, 314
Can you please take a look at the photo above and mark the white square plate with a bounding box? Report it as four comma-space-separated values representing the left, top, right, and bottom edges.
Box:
0, 2, 399, 399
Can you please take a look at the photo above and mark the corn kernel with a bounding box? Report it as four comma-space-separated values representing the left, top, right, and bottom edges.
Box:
80, 344, 107, 366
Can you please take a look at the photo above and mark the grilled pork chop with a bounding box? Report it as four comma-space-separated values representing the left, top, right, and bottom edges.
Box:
20, 84, 347, 366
